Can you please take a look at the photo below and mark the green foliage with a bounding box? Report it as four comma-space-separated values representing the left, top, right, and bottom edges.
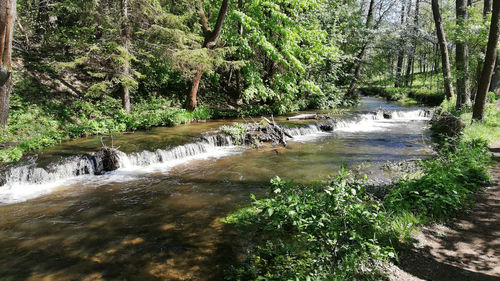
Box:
224, 172, 397, 280
0, 95, 212, 163
220, 123, 247, 145
437, 95, 500, 144
225, 0, 346, 112
461, 104, 500, 143
385, 139, 492, 220
224, 136, 493, 280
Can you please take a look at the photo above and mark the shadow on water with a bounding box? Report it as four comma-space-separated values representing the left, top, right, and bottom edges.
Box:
0, 177, 268, 281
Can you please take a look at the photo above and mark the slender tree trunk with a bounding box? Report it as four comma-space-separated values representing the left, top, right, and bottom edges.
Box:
455, 0, 471, 109
473, 0, 500, 121
35, 0, 50, 41
431, 0, 454, 99
395, 0, 406, 87
0, 0, 16, 127
120, 0, 131, 114
405, 0, 420, 87
186, 0, 230, 110
235, 0, 243, 98
347, 0, 375, 96
187, 71, 203, 110
472, 0, 492, 100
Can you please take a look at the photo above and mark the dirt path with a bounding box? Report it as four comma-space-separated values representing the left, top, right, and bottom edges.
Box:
388, 142, 500, 281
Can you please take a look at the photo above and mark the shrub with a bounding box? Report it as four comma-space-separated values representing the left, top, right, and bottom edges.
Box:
385, 139, 492, 219
430, 113, 465, 144
224, 172, 397, 281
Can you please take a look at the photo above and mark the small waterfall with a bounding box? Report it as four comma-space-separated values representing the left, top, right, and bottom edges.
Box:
286, 123, 322, 137
390, 109, 433, 120
0, 108, 431, 204
117, 135, 234, 168
3, 156, 96, 187
0, 135, 235, 204
284, 108, 432, 137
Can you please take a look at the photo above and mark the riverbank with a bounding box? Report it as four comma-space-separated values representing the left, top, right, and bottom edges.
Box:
0, 95, 211, 163
0, 92, 356, 164
222, 100, 500, 280
359, 86, 445, 106
388, 140, 500, 281
387, 102, 500, 280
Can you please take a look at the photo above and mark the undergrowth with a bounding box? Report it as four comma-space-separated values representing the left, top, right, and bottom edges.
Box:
223, 138, 492, 280
0, 95, 213, 163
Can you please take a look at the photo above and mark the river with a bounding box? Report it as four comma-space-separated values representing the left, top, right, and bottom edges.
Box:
0, 96, 432, 281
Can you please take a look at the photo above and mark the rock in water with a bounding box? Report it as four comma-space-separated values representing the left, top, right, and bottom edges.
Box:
92, 148, 120, 174
382, 110, 392, 119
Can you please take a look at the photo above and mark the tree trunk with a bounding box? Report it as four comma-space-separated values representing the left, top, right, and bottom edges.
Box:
187, 71, 203, 110
235, 0, 243, 99
455, 0, 471, 109
186, 0, 230, 110
120, 0, 131, 114
395, 0, 406, 87
472, 0, 500, 121
431, 0, 454, 100
0, 0, 16, 127
347, 0, 375, 96
405, 0, 420, 87
472, 0, 493, 100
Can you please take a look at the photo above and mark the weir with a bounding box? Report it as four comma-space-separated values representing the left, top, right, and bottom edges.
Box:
0, 107, 432, 205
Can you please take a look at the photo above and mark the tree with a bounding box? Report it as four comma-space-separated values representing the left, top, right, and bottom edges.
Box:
0, 0, 16, 127
472, 0, 492, 99
431, 0, 454, 100
455, 0, 471, 109
186, 0, 230, 110
395, 0, 406, 88
472, 0, 500, 121
347, 0, 375, 97
404, 0, 419, 87
120, 0, 131, 113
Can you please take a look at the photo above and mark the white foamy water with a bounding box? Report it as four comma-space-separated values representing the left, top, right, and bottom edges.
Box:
0, 108, 432, 205
0, 135, 241, 204
334, 109, 432, 133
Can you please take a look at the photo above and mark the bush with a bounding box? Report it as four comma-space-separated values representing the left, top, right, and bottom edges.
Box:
385, 139, 492, 219
430, 113, 465, 144
224, 138, 493, 280
224, 172, 397, 281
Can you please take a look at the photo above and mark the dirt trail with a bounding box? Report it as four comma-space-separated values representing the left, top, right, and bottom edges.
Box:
389, 141, 500, 280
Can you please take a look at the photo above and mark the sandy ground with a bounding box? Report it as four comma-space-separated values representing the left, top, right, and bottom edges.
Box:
387, 139, 500, 281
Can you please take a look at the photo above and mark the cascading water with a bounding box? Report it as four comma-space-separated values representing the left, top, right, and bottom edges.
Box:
0, 135, 237, 204
117, 135, 234, 168
285, 108, 433, 136
0, 108, 432, 204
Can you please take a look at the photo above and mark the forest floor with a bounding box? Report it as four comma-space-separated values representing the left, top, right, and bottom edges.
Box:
388, 127, 500, 280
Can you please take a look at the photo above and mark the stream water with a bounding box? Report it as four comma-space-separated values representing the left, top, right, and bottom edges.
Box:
0, 97, 433, 281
